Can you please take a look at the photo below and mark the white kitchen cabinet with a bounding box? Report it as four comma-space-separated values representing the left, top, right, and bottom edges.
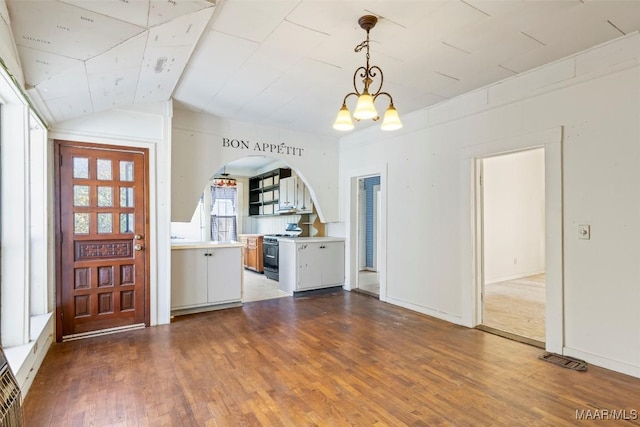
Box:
295, 178, 313, 214
279, 176, 313, 213
171, 245, 242, 313
279, 238, 345, 294
279, 176, 297, 211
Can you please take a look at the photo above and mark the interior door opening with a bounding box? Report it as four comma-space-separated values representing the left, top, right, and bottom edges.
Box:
356, 175, 381, 297
477, 148, 546, 347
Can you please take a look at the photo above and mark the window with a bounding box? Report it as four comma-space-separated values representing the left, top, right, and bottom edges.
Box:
210, 186, 238, 242
1, 66, 51, 351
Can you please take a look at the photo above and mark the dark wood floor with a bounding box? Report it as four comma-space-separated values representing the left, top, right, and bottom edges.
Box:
24, 290, 640, 426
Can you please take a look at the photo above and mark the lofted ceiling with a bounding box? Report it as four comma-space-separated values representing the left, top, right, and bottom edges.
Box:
5, 0, 640, 136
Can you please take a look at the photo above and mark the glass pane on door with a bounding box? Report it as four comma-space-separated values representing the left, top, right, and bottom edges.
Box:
73, 157, 89, 179
74, 213, 90, 234
120, 161, 134, 181
97, 159, 113, 180
74, 185, 90, 206
97, 186, 113, 207
97, 213, 113, 233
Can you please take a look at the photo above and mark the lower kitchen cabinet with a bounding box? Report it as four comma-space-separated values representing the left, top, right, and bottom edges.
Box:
239, 234, 263, 273
278, 238, 345, 294
171, 244, 242, 313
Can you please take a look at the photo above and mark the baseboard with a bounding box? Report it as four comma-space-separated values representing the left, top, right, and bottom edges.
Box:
485, 269, 546, 285
171, 301, 242, 317
563, 347, 640, 379
385, 296, 464, 326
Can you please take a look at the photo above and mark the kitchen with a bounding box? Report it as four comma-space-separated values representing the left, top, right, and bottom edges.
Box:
170, 158, 345, 315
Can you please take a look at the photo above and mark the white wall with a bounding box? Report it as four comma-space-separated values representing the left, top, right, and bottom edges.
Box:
171, 109, 340, 224
483, 149, 545, 283
50, 101, 173, 327
338, 33, 640, 378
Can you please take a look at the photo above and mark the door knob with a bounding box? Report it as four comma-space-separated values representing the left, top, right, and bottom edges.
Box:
134, 244, 143, 251
134, 234, 143, 240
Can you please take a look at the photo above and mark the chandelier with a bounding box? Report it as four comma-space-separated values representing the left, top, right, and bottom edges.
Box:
212, 167, 237, 187
333, 15, 402, 131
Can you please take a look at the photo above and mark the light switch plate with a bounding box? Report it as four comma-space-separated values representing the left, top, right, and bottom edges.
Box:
578, 224, 590, 240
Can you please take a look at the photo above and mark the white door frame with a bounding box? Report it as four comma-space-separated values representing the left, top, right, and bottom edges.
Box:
345, 167, 387, 301
462, 127, 563, 354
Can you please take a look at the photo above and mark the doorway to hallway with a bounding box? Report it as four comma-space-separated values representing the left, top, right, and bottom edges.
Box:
356, 175, 381, 297
477, 148, 546, 346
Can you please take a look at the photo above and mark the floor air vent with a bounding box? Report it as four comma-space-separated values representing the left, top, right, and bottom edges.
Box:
0, 349, 23, 426
540, 352, 588, 371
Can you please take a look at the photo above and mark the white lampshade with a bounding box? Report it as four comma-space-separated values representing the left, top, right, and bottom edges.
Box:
353, 91, 378, 120
380, 104, 402, 131
333, 104, 354, 131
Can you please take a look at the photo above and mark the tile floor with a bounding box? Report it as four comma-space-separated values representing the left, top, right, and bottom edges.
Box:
242, 270, 290, 302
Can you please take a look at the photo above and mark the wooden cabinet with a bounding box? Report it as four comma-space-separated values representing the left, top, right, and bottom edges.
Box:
239, 234, 263, 273
249, 168, 291, 216
171, 245, 242, 313
278, 238, 345, 294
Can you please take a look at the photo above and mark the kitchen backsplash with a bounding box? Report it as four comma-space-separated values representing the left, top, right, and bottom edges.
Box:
243, 215, 302, 235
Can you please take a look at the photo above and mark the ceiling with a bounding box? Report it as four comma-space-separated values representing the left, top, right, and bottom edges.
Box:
5, 0, 640, 136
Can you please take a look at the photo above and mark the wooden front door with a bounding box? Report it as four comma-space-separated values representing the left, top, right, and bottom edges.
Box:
56, 141, 149, 340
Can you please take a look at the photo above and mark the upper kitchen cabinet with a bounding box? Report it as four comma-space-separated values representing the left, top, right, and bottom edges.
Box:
248, 168, 291, 216
278, 176, 313, 214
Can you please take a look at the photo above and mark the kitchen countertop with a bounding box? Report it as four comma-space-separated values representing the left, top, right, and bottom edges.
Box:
171, 240, 244, 250
277, 236, 346, 243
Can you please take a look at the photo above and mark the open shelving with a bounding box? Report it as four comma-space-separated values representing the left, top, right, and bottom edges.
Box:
248, 168, 291, 216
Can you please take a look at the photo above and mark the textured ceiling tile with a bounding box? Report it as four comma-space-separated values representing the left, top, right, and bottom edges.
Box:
148, 0, 214, 27
503, 22, 623, 74
8, 0, 145, 60
44, 92, 94, 122
413, 0, 491, 42
580, 0, 640, 35
469, 31, 545, 70
464, 0, 583, 32
284, 1, 367, 35
86, 33, 147, 112
212, 0, 298, 43
173, 30, 259, 108
34, 61, 88, 101
18, 46, 84, 87
60, 0, 151, 28
261, 19, 330, 57
213, 59, 283, 104
135, 44, 193, 103
146, 7, 214, 47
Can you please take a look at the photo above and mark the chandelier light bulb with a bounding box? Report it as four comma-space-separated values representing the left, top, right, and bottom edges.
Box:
353, 90, 378, 120
333, 104, 355, 131
380, 104, 403, 131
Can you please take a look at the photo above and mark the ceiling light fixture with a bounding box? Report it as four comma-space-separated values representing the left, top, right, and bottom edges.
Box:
333, 15, 402, 132
212, 166, 237, 187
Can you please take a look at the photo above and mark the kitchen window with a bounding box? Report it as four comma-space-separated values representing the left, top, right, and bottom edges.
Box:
210, 186, 238, 242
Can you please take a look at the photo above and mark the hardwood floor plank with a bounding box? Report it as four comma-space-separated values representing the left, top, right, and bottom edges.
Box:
24, 291, 640, 426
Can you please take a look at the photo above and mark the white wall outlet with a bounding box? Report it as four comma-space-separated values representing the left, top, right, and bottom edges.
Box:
578, 224, 590, 240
